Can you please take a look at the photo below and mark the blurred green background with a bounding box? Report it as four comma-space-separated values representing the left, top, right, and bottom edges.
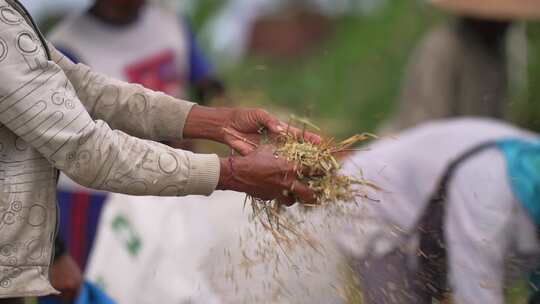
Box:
190, 1, 540, 139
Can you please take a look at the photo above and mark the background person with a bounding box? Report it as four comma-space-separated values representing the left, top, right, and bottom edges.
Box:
385, 0, 540, 132
339, 118, 540, 304
49, 0, 224, 104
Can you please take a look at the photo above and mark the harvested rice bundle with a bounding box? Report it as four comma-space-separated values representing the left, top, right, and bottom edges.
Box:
274, 132, 372, 205
215, 123, 376, 300
246, 124, 375, 248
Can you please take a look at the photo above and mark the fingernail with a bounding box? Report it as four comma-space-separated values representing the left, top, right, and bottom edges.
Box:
276, 125, 285, 133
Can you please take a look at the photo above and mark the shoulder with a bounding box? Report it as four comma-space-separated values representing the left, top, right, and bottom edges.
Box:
0, 3, 45, 57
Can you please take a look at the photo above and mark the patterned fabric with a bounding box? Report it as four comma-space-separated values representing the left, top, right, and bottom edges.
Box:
49, 10, 215, 274
0, 0, 220, 297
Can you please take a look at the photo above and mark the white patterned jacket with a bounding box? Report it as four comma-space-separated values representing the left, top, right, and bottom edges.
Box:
0, 0, 220, 298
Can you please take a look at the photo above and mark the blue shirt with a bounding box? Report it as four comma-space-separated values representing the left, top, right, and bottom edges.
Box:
497, 138, 540, 296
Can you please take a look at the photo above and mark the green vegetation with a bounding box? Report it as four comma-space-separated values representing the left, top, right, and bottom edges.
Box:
218, 2, 437, 138
191, 2, 540, 138
513, 24, 540, 133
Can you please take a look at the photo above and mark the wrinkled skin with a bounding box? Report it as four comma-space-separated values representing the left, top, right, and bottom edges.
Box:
184, 106, 321, 205
219, 145, 316, 206
221, 108, 321, 155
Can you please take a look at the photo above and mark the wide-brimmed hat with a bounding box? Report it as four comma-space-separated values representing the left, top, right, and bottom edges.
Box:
430, 0, 540, 20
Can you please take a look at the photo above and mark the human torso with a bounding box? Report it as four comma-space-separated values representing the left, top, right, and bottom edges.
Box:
49, 5, 189, 98
0, 0, 59, 297
340, 118, 540, 303
392, 25, 513, 131
342, 118, 539, 255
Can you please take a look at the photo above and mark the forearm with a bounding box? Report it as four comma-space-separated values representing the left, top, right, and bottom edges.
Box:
55, 120, 221, 196
49, 43, 195, 142
0, 24, 220, 196
183, 105, 232, 142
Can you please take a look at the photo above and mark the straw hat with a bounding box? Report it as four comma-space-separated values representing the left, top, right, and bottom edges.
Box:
430, 0, 540, 20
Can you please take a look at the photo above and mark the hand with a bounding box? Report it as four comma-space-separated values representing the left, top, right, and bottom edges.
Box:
217, 145, 315, 205
50, 254, 83, 302
221, 108, 321, 155
183, 106, 321, 155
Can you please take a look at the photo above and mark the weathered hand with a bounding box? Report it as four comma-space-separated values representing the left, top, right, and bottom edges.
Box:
183, 106, 321, 155
222, 108, 321, 155
217, 145, 315, 205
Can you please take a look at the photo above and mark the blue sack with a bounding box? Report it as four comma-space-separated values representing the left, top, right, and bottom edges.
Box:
76, 281, 115, 304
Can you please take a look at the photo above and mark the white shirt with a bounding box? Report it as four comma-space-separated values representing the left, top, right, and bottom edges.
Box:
49, 4, 189, 98
339, 118, 540, 304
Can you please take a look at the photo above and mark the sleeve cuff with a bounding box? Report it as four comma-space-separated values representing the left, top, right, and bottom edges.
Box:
150, 94, 196, 141
173, 99, 196, 141
185, 153, 220, 196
